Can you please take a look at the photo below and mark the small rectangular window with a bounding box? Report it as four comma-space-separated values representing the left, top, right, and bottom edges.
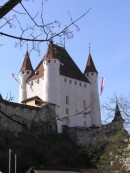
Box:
66, 96, 69, 105
66, 108, 69, 114
64, 78, 67, 82
69, 80, 72, 84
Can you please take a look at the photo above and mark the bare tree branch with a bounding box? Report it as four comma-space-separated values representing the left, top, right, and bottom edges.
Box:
0, 0, 22, 19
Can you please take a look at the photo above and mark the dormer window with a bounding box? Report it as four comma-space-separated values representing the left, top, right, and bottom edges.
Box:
64, 78, 67, 82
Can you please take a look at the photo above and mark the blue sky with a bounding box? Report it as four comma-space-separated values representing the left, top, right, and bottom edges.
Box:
0, 0, 130, 122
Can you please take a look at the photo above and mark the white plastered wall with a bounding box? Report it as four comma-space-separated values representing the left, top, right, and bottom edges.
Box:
60, 75, 92, 128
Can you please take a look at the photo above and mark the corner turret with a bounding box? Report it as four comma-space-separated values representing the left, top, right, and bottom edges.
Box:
43, 41, 62, 132
19, 51, 34, 103
84, 52, 101, 127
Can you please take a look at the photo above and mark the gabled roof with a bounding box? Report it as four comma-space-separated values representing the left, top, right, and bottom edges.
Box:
20, 51, 34, 72
27, 42, 90, 83
84, 53, 98, 74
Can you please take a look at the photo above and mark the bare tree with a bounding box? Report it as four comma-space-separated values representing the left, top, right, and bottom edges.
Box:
0, 0, 91, 54
102, 94, 130, 130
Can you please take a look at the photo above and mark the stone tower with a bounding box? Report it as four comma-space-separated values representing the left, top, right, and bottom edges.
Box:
43, 42, 61, 106
19, 51, 34, 103
84, 52, 101, 127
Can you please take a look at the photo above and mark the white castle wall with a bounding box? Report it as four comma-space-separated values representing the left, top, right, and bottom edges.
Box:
19, 70, 33, 103
60, 76, 92, 128
26, 77, 44, 99
85, 72, 101, 127
42, 59, 61, 106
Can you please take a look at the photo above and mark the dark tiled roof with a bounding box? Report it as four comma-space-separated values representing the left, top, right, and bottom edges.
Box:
27, 59, 44, 81
112, 103, 124, 122
20, 51, 34, 72
27, 42, 89, 83
84, 53, 98, 74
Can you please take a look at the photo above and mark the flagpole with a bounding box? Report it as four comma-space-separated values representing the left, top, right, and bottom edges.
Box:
9, 149, 12, 173
15, 154, 17, 173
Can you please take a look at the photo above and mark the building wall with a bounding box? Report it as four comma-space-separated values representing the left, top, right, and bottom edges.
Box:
19, 59, 101, 133
0, 100, 57, 133
60, 76, 92, 128
23, 73, 101, 133
26, 77, 44, 99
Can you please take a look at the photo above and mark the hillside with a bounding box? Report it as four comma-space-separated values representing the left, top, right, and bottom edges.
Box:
0, 130, 99, 173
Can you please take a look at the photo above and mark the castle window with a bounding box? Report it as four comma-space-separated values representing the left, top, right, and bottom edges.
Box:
69, 80, 72, 84
22, 71, 24, 74
27, 71, 29, 74
83, 100, 86, 109
64, 78, 67, 82
87, 73, 89, 76
37, 79, 39, 84
48, 60, 50, 63
31, 81, 33, 86
54, 60, 56, 63
79, 82, 82, 86
91, 73, 94, 75
84, 84, 86, 87
75, 81, 77, 85
66, 108, 69, 114
66, 96, 69, 105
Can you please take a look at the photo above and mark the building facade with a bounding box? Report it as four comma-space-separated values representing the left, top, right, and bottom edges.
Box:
19, 41, 101, 133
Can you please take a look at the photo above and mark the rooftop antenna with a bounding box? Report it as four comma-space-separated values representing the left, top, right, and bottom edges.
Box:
89, 42, 91, 54
27, 44, 28, 52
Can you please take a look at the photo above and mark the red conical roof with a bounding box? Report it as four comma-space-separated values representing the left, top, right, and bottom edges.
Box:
45, 41, 56, 59
20, 51, 33, 72
84, 53, 98, 74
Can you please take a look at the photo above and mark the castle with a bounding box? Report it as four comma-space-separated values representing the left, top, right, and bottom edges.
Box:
19, 41, 101, 133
